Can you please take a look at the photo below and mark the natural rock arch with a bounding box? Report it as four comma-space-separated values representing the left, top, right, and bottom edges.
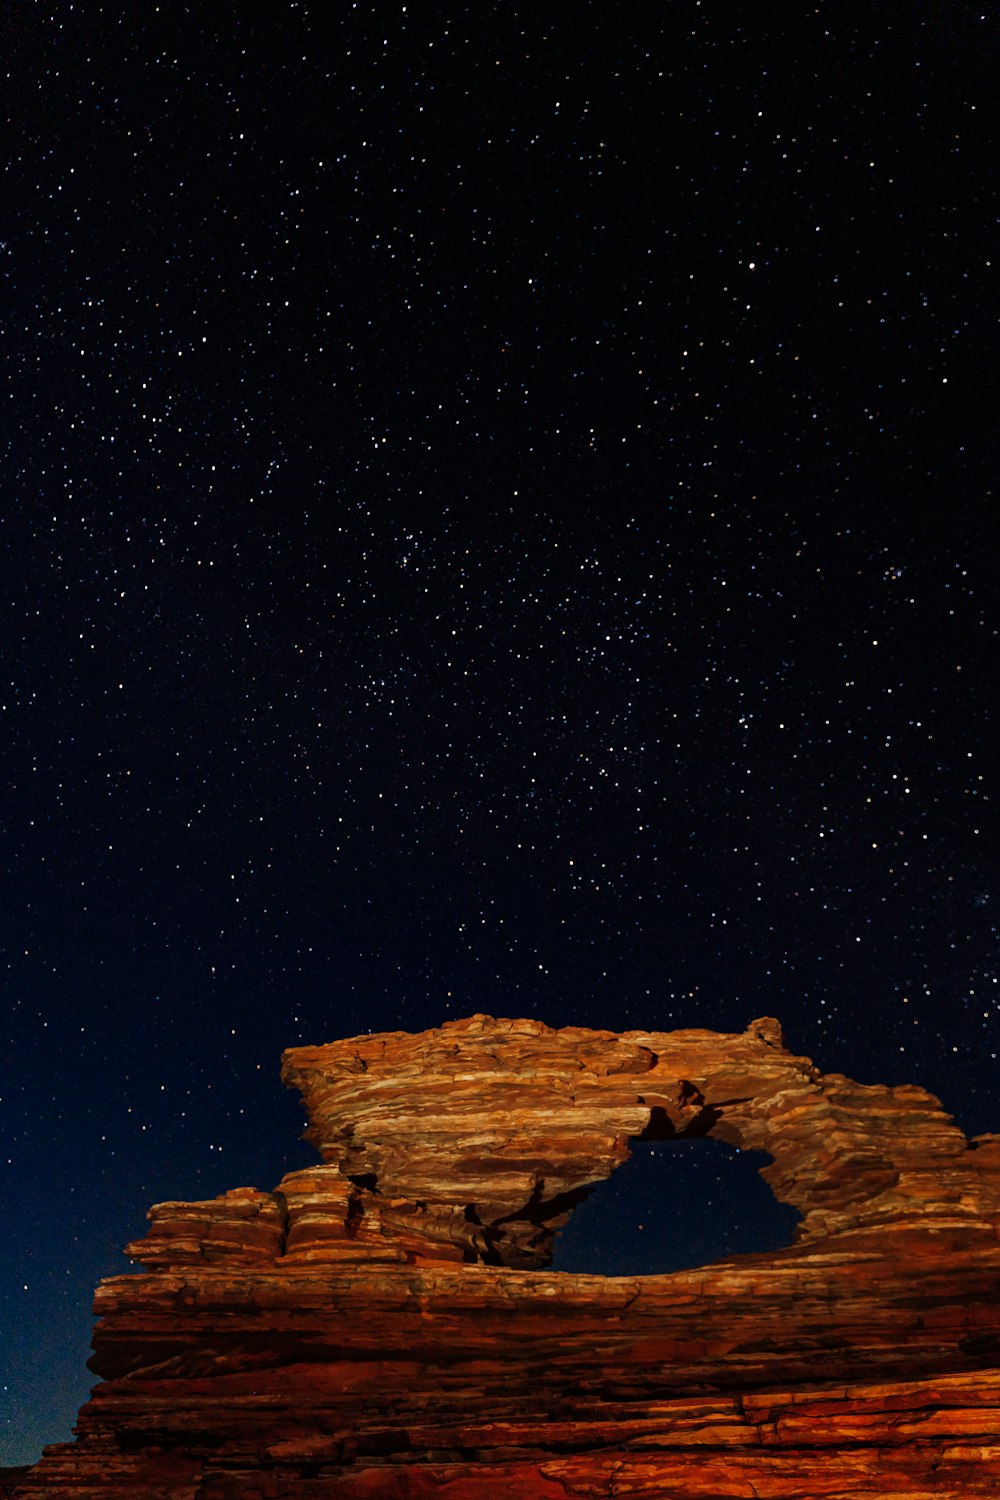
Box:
279, 1012, 984, 1269
14, 1013, 1000, 1497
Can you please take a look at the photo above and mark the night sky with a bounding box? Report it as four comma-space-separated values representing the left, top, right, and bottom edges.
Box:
2, 2, 997, 1468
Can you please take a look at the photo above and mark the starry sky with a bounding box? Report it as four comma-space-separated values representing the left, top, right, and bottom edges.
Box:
2, 1, 996, 1468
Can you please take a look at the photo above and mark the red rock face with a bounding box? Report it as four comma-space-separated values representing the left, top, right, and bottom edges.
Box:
13, 1016, 1000, 1497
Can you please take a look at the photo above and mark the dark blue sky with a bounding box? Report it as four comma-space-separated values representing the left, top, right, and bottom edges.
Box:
2, 1, 996, 1467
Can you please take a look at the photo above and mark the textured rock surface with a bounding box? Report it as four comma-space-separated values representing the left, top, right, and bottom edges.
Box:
13, 1015, 1000, 1497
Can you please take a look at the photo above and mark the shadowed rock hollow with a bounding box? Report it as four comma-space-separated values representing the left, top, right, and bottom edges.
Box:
10, 1015, 1000, 1498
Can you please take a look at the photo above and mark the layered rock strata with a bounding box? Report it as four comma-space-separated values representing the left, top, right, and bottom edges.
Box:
13, 1014, 1000, 1498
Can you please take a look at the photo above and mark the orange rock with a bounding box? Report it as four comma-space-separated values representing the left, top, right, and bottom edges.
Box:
12, 1016, 1000, 1497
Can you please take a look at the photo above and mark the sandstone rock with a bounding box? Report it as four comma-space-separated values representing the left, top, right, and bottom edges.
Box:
12, 1015, 1000, 1497
126, 1186, 286, 1269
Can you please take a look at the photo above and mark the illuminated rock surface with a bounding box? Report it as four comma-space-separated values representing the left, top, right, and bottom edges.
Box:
11, 1015, 1000, 1497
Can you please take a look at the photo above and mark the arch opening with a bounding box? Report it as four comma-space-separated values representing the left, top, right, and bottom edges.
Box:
550, 1136, 800, 1276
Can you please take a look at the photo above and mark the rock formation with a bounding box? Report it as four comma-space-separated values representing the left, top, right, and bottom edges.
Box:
11, 1014, 1000, 1497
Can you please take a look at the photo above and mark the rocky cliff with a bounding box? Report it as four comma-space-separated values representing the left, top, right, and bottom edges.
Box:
12, 1015, 1000, 1497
